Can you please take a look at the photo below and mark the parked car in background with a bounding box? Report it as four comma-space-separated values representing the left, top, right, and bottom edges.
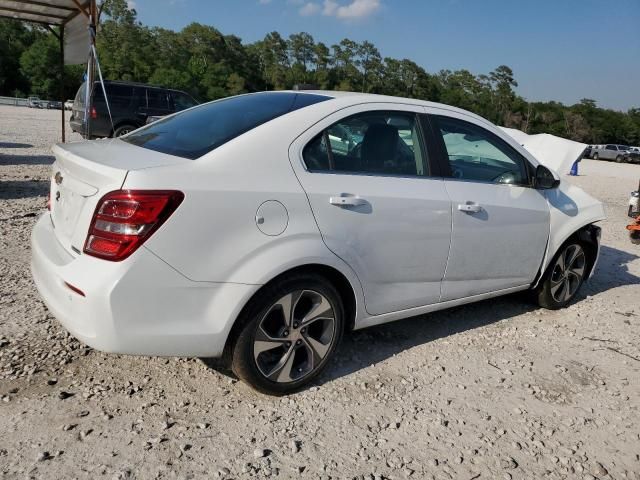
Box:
27, 96, 44, 108
583, 145, 592, 159
64, 100, 74, 110
32, 91, 605, 394
70, 80, 198, 138
47, 101, 62, 110
591, 144, 631, 163
627, 147, 640, 163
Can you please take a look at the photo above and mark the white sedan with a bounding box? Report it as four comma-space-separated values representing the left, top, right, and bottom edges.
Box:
31, 91, 605, 394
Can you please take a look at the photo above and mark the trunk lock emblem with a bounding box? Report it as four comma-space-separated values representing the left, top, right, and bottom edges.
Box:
54, 171, 63, 185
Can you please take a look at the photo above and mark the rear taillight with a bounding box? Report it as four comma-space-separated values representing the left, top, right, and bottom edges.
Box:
83, 190, 184, 261
90, 106, 97, 119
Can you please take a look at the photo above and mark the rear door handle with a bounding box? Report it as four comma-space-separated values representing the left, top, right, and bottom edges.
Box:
458, 203, 482, 213
329, 195, 366, 207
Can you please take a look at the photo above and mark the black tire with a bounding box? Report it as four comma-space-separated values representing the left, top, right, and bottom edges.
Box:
231, 273, 344, 395
616, 155, 624, 163
113, 124, 137, 137
592, 153, 599, 160
535, 242, 589, 310
630, 205, 635, 218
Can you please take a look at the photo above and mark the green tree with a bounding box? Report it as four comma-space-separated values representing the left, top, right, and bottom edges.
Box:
4, 17, 639, 145
0, 19, 38, 96
20, 34, 59, 98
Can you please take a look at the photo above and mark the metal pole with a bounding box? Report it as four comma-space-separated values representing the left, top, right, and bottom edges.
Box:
86, 47, 94, 138
60, 25, 65, 143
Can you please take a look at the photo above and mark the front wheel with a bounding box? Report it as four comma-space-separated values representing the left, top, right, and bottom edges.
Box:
592, 153, 599, 160
535, 243, 588, 309
616, 155, 624, 163
231, 274, 344, 395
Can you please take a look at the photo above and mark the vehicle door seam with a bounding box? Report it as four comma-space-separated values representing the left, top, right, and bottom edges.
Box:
286, 140, 369, 315
440, 180, 454, 302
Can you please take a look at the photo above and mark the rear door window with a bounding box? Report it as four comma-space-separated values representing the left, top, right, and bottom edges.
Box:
123, 92, 331, 159
147, 89, 170, 110
302, 111, 428, 177
105, 85, 133, 108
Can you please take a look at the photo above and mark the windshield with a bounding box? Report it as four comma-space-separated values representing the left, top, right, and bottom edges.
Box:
123, 92, 332, 159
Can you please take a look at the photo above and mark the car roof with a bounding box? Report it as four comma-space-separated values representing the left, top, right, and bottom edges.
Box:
94, 80, 191, 95
281, 89, 489, 124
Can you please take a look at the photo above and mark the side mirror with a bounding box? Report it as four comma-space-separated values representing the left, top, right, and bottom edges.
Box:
535, 165, 560, 189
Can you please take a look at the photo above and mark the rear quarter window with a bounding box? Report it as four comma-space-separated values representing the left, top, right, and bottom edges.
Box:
95, 84, 134, 108
123, 92, 331, 159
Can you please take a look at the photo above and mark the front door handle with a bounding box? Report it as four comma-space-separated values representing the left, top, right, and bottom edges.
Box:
458, 203, 482, 213
329, 195, 366, 207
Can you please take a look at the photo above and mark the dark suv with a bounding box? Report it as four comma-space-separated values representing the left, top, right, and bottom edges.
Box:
70, 81, 198, 138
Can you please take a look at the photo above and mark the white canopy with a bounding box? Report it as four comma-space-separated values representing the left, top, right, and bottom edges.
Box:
500, 127, 587, 174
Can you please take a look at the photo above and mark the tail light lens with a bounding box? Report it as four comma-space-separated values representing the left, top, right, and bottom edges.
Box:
90, 106, 97, 119
84, 190, 184, 261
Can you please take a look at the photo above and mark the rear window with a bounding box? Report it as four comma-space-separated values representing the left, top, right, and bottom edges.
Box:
122, 92, 332, 159
74, 82, 87, 107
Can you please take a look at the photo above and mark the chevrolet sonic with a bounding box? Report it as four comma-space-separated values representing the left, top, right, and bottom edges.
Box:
31, 91, 605, 394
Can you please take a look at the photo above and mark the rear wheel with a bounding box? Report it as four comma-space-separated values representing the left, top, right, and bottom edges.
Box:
592, 153, 599, 160
113, 124, 136, 137
231, 274, 344, 395
535, 243, 588, 309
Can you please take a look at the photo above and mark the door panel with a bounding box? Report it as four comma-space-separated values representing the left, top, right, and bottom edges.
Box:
426, 110, 550, 301
441, 181, 548, 300
289, 104, 452, 315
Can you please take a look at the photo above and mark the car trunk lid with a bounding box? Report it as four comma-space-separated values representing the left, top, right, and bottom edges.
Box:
49, 139, 191, 255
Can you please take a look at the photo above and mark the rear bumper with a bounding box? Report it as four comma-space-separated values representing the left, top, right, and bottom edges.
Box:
31, 214, 258, 357
69, 118, 111, 138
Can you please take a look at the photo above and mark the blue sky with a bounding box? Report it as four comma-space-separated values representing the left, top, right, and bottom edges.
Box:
130, 0, 640, 111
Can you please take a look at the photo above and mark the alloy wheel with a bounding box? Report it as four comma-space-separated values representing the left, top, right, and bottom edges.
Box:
253, 290, 336, 383
550, 244, 586, 303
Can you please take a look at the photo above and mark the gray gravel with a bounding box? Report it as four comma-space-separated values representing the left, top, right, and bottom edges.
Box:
1, 104, 639, 479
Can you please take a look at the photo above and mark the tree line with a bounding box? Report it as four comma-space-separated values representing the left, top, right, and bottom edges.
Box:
1, 0, 638, 145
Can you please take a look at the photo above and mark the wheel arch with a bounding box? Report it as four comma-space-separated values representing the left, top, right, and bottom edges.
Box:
532, 222, 601, 289
221, 262, 360, 364
110, 120, 141, 137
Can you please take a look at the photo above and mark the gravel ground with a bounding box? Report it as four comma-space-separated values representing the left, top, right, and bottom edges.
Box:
1, 104, 639, 480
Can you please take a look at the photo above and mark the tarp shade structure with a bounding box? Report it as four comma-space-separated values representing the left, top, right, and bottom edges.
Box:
0, 1, 90, 26
500, 127, 587, 175
0, 0, 94, 142
0, 1, 91, 64
64, 11, 90, 64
